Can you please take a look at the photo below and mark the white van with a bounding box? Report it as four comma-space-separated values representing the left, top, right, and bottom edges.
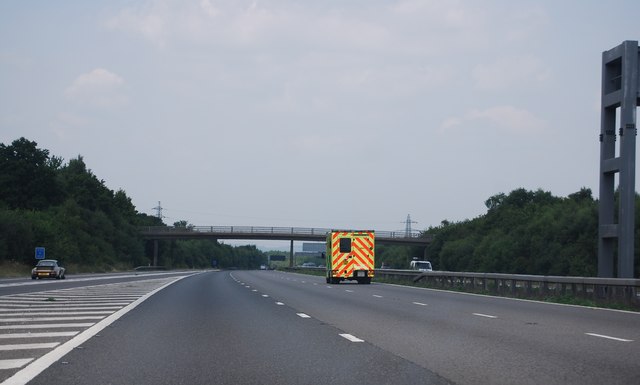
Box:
410, 260, 433, 272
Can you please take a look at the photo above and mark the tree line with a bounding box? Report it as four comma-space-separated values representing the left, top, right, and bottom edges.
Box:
421, 187, 640, 277
0, 137, 264, 272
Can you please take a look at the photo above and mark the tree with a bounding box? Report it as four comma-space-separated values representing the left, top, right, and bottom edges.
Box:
0, 137, 62, 209
426, 188, 601, 276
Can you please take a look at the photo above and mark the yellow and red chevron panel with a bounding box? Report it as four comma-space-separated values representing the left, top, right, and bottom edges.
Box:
329, 231, 374, 278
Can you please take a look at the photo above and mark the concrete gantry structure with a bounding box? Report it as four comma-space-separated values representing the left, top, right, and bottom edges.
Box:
598, 40, 640, 278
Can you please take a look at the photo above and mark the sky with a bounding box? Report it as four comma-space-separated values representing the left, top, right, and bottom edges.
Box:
1, 1, 639, 250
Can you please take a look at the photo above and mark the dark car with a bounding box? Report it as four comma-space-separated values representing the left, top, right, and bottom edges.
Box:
31, 259, 66, 280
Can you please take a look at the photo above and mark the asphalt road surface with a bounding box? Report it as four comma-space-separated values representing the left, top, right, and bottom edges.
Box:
6, 270, 640, 385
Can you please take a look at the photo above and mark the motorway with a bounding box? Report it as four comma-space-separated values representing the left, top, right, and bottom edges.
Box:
1, 270, 639, 384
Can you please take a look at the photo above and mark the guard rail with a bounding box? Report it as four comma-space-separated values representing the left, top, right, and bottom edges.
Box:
289, 267, 640, 308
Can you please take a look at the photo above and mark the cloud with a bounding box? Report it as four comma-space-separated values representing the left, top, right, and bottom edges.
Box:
64, 68, 127, 108
472, 55, 551, 89
106, 0, 285, 48
103, 0, 497, 55
441, 105, 547, 135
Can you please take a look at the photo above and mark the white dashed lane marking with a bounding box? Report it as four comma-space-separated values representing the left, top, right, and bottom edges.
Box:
585, 333, 633, 342
240, 272, 637, 354
473, 313, 498, 319
340, 334, 364, 342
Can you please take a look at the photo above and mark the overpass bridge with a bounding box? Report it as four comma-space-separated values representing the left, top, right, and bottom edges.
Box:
139, 226, 433, 266
139, 226, 432, 245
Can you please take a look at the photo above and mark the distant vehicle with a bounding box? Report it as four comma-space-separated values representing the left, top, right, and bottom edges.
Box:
31, 259, 66, 279
325, 230, 375, 284
410, 260, 432, 272
301, 262, 316, 267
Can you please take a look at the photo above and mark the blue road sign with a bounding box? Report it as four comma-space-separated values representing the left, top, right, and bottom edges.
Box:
35, 247, 45, 260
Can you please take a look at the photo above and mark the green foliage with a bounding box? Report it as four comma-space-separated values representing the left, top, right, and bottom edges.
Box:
426, 188, 608, 276
376, 244, 424, 269
0, 137, 263, 272
152, 240, 264, 270
0, 138, 63, 209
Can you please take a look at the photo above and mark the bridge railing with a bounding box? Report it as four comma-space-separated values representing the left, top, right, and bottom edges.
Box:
139, 226, 425, 239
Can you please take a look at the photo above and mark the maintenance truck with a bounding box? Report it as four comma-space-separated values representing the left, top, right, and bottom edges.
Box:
325, 230, 375, 284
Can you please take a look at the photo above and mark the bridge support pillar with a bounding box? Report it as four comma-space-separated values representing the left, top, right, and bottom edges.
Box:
289, 240, 294, 268
153, 240, 158, 266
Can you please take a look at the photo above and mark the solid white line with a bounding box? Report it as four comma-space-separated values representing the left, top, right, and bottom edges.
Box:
0, 343, 60, 351
585, 333, 633, 342
0, 359, 34, 370
2, 275, 190, 385
296, 313, 311, 318
473, 313, 498, 319
0, 332, 79, 339
412, 302, 427, 306
339, 334, 364, 342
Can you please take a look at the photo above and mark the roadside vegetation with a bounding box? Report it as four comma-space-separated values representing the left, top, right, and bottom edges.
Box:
0, 137, 265, 274
382, 188, 640, 278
